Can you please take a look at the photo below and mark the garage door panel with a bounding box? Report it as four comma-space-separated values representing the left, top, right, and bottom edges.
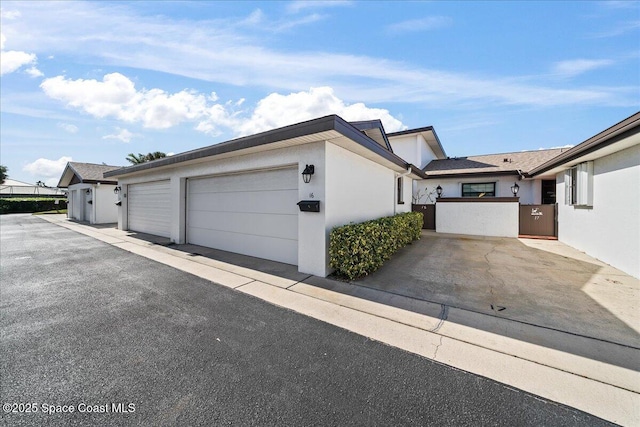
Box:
188, 211, 298, 240
189, 228, 297, 265
188, 190, 298, 215
128, 180, 171, 238
187, 168, 298, 265
189, 168, 297, 194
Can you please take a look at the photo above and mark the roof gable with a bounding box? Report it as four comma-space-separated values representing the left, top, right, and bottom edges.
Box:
387, 126, 447, 159
58, 162, 120, 188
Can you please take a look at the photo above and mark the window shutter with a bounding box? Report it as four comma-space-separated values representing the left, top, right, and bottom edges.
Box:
564, 170, 571, 205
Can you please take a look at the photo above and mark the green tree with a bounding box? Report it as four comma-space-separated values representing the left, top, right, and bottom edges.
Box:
125, 152, 167, 165
0, 165, 8, 184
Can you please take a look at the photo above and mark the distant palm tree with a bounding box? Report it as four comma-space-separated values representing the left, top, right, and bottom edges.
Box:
0, 165, 7, 184
126, 152, 167, 165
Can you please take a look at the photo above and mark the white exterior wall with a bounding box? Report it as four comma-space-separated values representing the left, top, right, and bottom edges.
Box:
436, 201, 519, 238
325, 142, 407, 276
556, 144, 640, 278
115, 140, 411, 277
415, 177, 539, 204
388, 134, 438, 169
94, 184, 118, 224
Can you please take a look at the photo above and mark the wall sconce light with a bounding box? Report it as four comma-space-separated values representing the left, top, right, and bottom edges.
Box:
436, 185, 443, 198
114, 186, 122, 195
302, 164, 315, 184
85, 188, 92, 195
511, 182, 520, 196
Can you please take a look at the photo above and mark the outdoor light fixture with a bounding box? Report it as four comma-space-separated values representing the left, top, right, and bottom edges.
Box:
511, 182, 520, 196
436, 185, 443, 198
85, 188, 92, 195
113, 186, 122, 195
302, 164, 315, 184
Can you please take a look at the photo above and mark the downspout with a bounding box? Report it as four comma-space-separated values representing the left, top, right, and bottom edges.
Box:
394, 167, 412, 215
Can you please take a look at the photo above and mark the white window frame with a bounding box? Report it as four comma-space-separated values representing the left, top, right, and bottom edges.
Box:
565, 161, 593, 207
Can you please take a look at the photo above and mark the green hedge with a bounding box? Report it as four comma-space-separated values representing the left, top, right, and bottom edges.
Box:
329, 211, 423, 280
0, 198, 68, 214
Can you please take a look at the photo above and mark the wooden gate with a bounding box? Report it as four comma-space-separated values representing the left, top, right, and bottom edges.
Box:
412, 204, 435, 230
519, 204, 556, 237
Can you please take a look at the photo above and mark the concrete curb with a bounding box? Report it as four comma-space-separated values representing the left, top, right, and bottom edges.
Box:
38, 215, 640, 425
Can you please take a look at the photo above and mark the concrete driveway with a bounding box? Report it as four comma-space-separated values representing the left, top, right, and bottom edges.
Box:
352, 231, 640, 349
3, 214, 614, 426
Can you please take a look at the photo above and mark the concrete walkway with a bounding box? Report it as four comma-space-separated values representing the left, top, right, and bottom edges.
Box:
37, 215, 640, 425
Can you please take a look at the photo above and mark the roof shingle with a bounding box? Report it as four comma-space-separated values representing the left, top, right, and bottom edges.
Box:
423, 148, 569, 177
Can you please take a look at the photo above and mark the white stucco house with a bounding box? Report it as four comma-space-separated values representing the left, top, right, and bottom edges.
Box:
58, 162, 121, 224
528, 112, 640, 279
103, 115, 427, 277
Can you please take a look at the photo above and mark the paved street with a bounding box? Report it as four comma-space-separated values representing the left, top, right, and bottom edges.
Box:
1, 214, 611, 426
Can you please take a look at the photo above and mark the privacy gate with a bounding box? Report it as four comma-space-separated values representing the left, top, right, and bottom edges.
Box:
518, 204, 556, 237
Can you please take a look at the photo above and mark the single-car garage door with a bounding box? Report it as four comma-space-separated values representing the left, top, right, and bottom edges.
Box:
187, 167, 298, 265
128, 180, 171, 238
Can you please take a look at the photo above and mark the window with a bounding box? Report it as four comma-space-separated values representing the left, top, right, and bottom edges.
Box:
565, 161, 593, 206
397, 177, 404, 204
462, 182, 495, 197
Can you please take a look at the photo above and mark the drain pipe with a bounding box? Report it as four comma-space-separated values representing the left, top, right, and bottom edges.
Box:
394, 167, 413, 215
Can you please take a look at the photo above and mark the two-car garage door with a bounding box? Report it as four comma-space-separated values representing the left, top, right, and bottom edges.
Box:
187, 167, 299, 265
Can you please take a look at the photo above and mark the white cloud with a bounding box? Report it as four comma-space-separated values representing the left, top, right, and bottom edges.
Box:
41, 73, 211, 129
0, 9, 21, 20
287, 1, 352, 14
1, 49, 36, 75
3, 1, 635, 108
40, 71, 406, 137
57, 122, 78, 133
25, 66, 43, 77
235, 87, 406, 135
103, 128, 134, 143
552, 59, 614, 77
386, 16, 452, 34
23, 156, 72, 178
0, 33, 38, 75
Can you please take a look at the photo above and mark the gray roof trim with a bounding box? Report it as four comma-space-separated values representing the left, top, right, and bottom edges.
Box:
387, 126, 447, 159
530, 112, 640, 176
105, 115, 421, 178
423, 170, 520, 180
348, 120, 393, 151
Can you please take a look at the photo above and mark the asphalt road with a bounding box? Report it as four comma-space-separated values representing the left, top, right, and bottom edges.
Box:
0, 214, 611, 426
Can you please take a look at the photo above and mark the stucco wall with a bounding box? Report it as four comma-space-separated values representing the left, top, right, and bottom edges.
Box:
325, 142, 405, 276
416, 177, 539, 204
388, 134, 438, 169
94, 184, 118, 224
556, 144, 640, 278
436, 200, 519, 238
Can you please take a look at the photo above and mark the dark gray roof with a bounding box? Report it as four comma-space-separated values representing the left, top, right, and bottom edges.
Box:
349, 120, 393, 151
529, 111, 640, 176
58, 162, 120, 188
105, 115, 427, 179
423, 148, 568, 178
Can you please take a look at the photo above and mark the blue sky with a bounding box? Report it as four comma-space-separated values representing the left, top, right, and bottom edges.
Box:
1, 0, 638, 186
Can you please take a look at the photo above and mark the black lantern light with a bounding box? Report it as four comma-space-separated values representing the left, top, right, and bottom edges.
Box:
436, 185, 443, 198
511, 182, 520, 196
113, 186, 122, 195
302, 164, 315, 184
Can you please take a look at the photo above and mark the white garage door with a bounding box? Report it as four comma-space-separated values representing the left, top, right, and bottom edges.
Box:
128, 180, 171, 238
187, 168, 298, 265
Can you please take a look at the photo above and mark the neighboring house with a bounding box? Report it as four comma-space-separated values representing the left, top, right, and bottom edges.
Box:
0, 179, 66, 197
58, 162, 121, 224
417, 148, 569, 204
529, 112, 640, 279
104, 115, 426, 277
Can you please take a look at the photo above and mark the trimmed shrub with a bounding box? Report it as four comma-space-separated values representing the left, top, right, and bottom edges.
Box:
329, 211, 423, 280
0, 198, 68, 214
